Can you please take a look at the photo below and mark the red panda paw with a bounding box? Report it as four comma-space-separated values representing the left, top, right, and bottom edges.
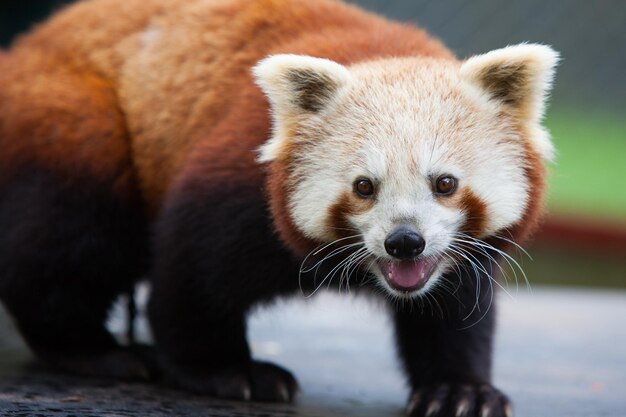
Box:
165, 360, 299, 402
248, 361, 299, 402
406, 383, 513, 417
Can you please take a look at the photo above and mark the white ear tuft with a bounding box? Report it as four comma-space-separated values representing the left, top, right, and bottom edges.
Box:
253, 54, 352, 114
253, 54, 352, 162
461, 44, 559, 160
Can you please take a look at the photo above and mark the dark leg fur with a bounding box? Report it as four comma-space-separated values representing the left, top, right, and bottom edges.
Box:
0, 167, 152, 379
149, 178, 301, 401
394, 254, 512, 417
149, 173, 510, 411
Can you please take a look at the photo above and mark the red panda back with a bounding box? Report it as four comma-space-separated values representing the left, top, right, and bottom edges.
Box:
0, 0, 452, 212
115, 0, 452, 209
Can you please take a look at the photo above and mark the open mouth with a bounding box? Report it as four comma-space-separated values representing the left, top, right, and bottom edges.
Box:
377, 256, 440, 292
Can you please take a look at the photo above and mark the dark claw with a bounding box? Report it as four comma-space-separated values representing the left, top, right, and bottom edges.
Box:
249, 361, 299, 402
407, 391, 422, 415
163, 360, 298, 402
211, 371, 252, 401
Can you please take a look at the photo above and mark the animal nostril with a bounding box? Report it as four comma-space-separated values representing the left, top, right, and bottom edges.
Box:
384, 227, 426, 260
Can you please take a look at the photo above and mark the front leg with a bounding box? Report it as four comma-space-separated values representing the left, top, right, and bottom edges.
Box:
394, 266, 512, 417
148, 177, 301, 401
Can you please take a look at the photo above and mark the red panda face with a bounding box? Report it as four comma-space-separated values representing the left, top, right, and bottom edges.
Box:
254, 45, 558, 297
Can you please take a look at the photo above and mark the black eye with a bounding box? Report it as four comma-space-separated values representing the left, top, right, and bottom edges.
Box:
354, 178, 375, 198
434, 175, 457, 196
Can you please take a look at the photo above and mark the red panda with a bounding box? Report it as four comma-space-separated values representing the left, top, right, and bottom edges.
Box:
0, 0, 557, 415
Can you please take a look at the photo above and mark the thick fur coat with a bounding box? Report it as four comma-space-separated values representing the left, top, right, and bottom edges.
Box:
0, 1, 557, 416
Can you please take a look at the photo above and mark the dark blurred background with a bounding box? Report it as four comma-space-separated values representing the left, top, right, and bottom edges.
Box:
1, 0, 625, 288
0, 1, 73, 46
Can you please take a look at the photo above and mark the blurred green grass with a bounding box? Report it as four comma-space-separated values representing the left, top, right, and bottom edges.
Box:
545, 108, 626, 220
528, 108, 626, 288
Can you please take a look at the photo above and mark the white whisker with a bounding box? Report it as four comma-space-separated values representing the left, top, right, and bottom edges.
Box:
298, 234, 364, 296
453, 232, 531, 294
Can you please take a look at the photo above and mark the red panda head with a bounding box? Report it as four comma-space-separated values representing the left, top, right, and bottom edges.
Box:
254, 44, 558, 297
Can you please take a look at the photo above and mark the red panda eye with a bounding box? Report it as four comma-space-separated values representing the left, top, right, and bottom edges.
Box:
354, 178, 375, 198
434, 175, 457, 196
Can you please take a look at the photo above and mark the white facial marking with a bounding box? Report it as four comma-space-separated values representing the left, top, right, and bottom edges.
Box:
255, 46, 557, 297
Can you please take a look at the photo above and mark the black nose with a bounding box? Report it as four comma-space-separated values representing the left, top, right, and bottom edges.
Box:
384, 227, 426, 259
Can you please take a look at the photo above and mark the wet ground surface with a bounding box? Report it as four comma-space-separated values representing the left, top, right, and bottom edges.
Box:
1, 287, 625, 416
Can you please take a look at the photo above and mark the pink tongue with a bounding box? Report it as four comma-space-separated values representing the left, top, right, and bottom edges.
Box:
392, 261, 429, 289
381, 259, 437, 290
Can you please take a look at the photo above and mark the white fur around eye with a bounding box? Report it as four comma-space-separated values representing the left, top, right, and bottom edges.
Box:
259, 49, 553, 285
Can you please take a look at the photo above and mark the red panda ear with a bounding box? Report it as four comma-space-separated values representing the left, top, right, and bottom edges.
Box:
460, 44, 559, 160
253, 54, 352, 162
254, 54, 351, 114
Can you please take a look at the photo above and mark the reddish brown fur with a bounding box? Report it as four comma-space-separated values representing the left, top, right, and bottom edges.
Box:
327, 191, 376, 240
0, 0, 543, 252
0, 0, 451, 217
0, 1, 551, 408
459, 189, 488, 238
267, 148, 316, 256
0, 54, 138, 198
497, 129, 548, 247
